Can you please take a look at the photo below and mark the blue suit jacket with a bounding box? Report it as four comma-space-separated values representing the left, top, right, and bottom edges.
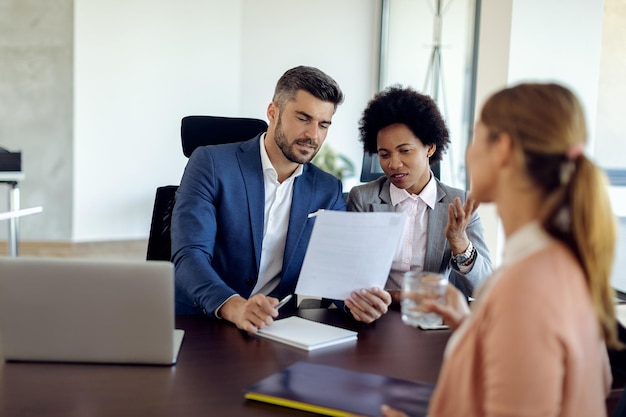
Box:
171, 135, 346, 316
347, 176, 492, 298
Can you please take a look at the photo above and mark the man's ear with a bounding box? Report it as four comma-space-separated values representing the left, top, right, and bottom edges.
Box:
267, 102, 278, 124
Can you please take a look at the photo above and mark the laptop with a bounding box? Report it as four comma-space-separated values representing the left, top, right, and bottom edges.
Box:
0, 257, 184, 365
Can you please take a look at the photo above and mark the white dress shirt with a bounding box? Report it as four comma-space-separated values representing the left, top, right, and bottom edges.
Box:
251, 134, 303, 295
387, 175, 437, 290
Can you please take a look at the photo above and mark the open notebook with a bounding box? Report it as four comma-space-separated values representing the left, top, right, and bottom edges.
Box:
0, 257, 184, 365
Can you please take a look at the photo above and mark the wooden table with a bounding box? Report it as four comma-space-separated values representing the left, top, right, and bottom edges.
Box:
0, 308, 450, 417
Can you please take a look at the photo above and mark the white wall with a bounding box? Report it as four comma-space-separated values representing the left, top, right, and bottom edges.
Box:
238, 0, 378, 192
472, 0, 605, 264
507, 0, 605, 153
73, 0, 243, 241
72, 0, 376, 242
472, 0, 514, 265
12, 0, 609, 245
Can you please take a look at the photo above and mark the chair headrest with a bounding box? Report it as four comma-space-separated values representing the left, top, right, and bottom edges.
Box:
181, 116, 268, 158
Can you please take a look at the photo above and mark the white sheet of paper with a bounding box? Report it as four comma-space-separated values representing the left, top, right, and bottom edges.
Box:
295, 210, 406, 300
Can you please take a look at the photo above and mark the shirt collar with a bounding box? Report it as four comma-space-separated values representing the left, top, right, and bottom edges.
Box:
260, 134, 303, 181
389, 173, 437, 209
501, 221, 554, 266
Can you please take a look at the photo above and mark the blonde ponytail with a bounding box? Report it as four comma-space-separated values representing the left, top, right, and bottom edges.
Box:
569, 158, 620, 348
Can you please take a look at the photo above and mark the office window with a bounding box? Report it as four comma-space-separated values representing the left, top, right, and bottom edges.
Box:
377, 0, 480, 190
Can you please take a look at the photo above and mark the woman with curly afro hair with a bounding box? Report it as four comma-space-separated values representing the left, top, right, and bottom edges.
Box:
345, 86, 492, 314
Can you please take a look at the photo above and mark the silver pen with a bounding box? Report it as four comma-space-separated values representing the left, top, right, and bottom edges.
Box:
276, 294, 293, 310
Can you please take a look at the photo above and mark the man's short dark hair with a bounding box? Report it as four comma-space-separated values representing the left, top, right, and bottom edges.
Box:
359, 85, 450, 165
273, 66, 344, 111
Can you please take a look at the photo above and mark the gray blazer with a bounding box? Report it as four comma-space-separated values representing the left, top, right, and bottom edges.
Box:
346, 176, 492, 298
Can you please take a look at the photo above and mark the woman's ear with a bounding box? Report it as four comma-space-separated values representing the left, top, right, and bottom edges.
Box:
493, 131, 514, 168
427, 144, 436, 158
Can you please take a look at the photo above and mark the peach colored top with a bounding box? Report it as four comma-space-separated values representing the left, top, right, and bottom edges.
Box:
428, 222, 611, 417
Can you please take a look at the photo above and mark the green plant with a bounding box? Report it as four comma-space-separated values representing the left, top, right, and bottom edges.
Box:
312, 145, 355, 181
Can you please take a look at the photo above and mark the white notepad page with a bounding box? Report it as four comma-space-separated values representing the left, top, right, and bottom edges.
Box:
256, 316, 357, 351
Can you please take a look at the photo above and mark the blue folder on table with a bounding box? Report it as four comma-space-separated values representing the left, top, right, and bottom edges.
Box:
244, 361, 433, 416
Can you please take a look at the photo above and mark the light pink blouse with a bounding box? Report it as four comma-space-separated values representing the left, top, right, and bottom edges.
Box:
428, 222, 611, 417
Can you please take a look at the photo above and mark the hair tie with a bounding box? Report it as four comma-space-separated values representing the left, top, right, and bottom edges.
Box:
566, 143, 584, 161
554, 206, 572, 232
560, 162, 575, 185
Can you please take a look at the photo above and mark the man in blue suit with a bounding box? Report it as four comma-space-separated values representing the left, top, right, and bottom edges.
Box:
172, 66, 356, 333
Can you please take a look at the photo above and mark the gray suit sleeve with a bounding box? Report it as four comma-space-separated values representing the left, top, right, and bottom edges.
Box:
448, 210, 493, 297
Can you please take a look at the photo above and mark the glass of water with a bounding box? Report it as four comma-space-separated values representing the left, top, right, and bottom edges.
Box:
401, 271, 448, 327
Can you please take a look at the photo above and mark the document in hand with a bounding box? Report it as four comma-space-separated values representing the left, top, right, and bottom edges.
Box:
295, 210, 407, 300
244, 361, 433, 417
256, 316, 357, 351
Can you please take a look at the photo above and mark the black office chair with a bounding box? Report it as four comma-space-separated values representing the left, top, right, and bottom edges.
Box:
146, 115, 268, 261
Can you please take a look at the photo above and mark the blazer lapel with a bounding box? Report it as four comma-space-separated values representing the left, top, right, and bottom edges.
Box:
424, 182, 449, 271
371, 179, 395, 212
284, 165, 314, 268
237, 137, 265, 268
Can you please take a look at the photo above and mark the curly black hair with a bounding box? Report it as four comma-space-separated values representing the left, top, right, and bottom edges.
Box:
358, 85, 450, 165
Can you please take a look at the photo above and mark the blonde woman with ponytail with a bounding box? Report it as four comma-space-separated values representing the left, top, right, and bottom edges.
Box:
382, 83, 619, 417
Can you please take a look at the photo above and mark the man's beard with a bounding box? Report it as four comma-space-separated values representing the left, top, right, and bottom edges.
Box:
274, 115, 319, 164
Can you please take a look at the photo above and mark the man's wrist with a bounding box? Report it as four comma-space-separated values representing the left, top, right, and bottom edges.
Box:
216, 294, 241, 320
